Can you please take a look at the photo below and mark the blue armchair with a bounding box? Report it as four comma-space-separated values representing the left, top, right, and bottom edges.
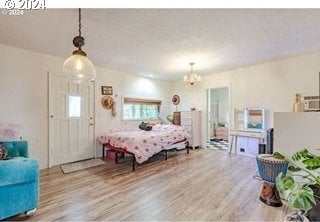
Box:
0, 141, 39, 220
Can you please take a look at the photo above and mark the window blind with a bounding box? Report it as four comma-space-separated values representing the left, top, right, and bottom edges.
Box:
123, 97, 162, 105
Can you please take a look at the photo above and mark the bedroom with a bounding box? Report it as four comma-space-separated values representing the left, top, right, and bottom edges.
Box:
1, 2, 320, 221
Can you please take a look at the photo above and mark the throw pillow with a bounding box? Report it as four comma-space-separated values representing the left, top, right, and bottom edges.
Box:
139, 122, 147, 130
139, 122, 153, 131
145, 126, 152, 131
0, 144, 9, 160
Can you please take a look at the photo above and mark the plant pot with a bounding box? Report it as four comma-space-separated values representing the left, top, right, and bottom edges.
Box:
307, 185, 320, 221
285, 210, 309, 222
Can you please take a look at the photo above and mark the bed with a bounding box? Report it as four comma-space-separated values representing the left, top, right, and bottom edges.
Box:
97, 124, 190, 171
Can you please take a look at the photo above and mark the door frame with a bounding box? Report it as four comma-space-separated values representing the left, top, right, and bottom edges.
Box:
205, 84, 231, 149
48, 71, 96, 168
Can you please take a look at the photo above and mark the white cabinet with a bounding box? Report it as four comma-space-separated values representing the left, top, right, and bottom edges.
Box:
174, 111, 201, 149
274, 112, 320, 156
230, 129, 266, 156
236, 136, 260, 157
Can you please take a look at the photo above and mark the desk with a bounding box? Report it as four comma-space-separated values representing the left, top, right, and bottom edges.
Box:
230, 129, 266, 155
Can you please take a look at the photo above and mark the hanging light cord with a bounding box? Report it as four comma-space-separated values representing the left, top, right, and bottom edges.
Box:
78, 8, 82, 37
71, 8, 86, 56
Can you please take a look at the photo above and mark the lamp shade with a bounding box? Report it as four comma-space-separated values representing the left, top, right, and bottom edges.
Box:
63, 54, 96, 83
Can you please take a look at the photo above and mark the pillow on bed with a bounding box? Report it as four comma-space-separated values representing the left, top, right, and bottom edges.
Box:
146, 120, 161, 126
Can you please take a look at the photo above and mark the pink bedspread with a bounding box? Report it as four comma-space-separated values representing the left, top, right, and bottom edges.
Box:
97, 124, 189, 164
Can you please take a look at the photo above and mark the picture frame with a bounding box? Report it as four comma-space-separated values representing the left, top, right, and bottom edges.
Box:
101, 86, 113, 95
244, 108, 265, 130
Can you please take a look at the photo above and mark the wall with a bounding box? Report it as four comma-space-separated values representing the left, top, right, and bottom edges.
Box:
0, 44, 172, 169
171, 52, 320, 146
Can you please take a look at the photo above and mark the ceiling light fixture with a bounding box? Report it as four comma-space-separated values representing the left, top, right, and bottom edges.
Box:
184, 62, 201, 86
63, 8, 96, 83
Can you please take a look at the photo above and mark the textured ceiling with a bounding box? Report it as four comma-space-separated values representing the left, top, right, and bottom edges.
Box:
1, 9, 320, 80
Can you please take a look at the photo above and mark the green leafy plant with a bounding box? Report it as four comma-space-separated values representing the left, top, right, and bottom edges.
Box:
275, 149, 320, 212
273, 151, 285, 159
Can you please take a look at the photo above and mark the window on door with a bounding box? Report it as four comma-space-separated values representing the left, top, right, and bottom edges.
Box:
68, 95, 81, 118
123, 97, 161, 120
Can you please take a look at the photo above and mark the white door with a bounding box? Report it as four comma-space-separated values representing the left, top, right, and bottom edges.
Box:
49, 73, 95, 167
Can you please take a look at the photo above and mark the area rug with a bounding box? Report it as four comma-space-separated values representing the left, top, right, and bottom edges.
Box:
60, 158, 105, 174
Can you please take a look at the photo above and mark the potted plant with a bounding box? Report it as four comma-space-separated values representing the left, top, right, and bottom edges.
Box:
274, 149, 320, 221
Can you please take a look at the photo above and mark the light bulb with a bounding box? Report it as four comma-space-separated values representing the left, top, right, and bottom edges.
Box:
63, 54, 96, 83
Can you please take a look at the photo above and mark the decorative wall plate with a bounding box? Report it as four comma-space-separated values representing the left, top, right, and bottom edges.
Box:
172, 95, 180, 105
101, 96, 114, 110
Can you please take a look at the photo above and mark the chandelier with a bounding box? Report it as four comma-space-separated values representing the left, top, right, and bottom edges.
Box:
184, 62, 201, 86
63, 9, 96, 83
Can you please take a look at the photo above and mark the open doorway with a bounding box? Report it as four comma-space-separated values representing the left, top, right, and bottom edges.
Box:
206, 87, 230, 151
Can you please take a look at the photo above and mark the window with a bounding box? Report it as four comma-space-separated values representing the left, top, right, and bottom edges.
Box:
123, 97, 161, 120
68, 96, 81, 118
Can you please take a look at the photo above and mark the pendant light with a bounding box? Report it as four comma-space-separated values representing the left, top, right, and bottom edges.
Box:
63, 9, 96, 83
184, 62, 201, 86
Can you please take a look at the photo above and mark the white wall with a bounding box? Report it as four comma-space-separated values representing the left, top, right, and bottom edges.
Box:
171, 52, 320, 146
0, 44, 172, 169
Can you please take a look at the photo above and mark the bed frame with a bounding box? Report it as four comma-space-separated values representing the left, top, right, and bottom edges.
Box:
102, 140, 189, 171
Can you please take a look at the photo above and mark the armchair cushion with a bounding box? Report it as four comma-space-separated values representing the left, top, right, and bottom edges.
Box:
0, 140, 39, 220
0, 141, 28, 158
0, 158, 39, 186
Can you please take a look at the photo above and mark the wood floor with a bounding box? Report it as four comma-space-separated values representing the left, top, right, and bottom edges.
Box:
11, 149, 287, 221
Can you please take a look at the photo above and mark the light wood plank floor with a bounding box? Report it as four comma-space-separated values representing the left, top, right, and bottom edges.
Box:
11, 149, 287, 221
